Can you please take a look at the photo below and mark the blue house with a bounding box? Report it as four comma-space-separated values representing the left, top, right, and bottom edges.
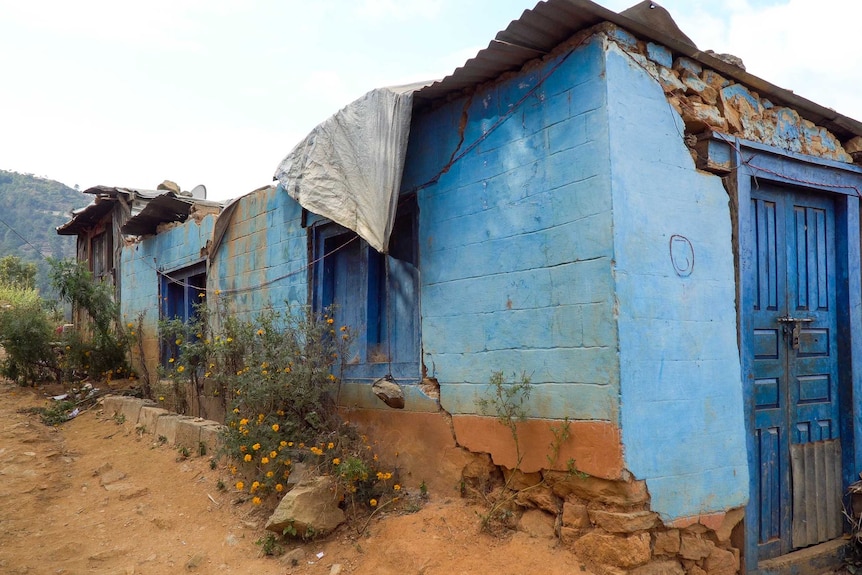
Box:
113, 1, 862, 573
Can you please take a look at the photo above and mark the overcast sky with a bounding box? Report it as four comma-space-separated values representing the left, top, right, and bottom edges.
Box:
1, 0, 858, 202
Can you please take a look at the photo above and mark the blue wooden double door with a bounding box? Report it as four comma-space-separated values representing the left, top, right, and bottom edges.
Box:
749, 184, 844, 560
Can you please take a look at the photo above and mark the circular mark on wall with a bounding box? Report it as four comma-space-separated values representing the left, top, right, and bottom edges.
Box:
670, 234, 694, 277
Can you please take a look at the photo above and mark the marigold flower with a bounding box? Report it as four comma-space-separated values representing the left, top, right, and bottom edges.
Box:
239, 418, 249, 426
266, 471, 274, 478
327, 318, 334, 325
327, 442, 335, 450
226, 337, 233, 343
261, 457, 270, 464
272, 424, 279, 432
288, 442, 294, 447
215, 289, 221, 295
252, 496, 261, 505
257, 329, 264, 336
369, 499, 378, 507
340, 326, 347, 332
168, 358, 174, 363
394, 484, 401, 491
269, 451, 277, 459
235, 481, 244, 490
332, 458, 341, 466
127, 322, 134, 329
275, 483, 284, 492
239, 445, 247, 452
251, 481, 260, 491
175, 339, 182, 345
284, 367, 291, 373
177, 365, 185, 373
158, 396, 165, 401
328, 374, 336, 381
252, 443, 261, 451
279, 441, 287, 448
243, 454, 252, 462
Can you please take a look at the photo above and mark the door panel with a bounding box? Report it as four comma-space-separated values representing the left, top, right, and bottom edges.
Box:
750, 186, 841, 560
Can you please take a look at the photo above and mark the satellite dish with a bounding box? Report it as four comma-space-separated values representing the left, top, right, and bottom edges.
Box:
190, 184, 207, 200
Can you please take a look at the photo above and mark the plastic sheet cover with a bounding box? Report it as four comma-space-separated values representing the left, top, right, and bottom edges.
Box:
274, 82, 427, 254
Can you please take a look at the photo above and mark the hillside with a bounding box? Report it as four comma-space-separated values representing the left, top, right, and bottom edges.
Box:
0, 170, 89, 296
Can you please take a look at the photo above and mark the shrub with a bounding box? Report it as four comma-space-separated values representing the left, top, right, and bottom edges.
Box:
0, 283, 57, 384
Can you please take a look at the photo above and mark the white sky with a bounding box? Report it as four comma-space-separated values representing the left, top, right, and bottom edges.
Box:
1, 0, 860, 202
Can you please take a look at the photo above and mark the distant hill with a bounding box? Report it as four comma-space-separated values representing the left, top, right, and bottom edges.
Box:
0, 170, 89, 297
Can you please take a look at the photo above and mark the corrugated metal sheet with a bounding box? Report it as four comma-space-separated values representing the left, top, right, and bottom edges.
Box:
120, 194, 197, 236
790, 439, 843, 548
415, 0, 862, 141
56, 198, 115, 235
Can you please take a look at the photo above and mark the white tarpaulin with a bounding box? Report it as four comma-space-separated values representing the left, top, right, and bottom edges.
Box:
274, 82, 428, 254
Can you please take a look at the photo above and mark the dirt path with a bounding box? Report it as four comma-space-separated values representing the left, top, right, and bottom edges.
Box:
0, 381, 590, 575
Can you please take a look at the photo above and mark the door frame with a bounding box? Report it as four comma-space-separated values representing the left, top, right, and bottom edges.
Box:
729, 136, 862, 573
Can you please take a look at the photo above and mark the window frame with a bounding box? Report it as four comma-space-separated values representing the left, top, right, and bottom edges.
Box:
310, 199, 420, 383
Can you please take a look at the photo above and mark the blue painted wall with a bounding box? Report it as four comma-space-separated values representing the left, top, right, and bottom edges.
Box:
605, 41, 748, 520
120, 213, 216, 375
209, 185, 308, 322
405, 36, 620, 422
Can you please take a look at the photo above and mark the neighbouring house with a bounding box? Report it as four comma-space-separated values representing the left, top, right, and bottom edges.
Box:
88, 1, 862, 573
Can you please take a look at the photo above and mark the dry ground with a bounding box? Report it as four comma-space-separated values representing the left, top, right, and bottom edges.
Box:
0, 380, 592, 575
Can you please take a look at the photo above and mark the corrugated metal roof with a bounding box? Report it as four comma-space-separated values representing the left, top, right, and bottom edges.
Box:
56, 198, 115, 236
415, 0, 862, 141
120, 193, 198, 236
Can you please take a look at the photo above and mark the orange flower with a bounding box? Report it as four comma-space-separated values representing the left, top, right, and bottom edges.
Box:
275, 483, 284, 492
369, 499, 378, 507
235, 481, 244, 490
252, 496, 261, 505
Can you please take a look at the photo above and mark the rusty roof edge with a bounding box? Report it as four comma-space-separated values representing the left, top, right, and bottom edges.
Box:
416, 0, 862, 140
596, 1, 862, 138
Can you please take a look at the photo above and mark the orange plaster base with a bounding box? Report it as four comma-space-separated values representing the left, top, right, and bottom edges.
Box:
451, 415, 623, 479
338, 408, 474, 496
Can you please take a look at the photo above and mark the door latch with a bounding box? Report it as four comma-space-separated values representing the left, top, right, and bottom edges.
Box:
777, 316, 814, 350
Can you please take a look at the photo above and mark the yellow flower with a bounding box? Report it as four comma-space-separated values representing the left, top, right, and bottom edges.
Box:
340, 325, 347, 332
198, 293, 205, 298
271, 424, 279, 432
204, 372, 211, 378
279, 441, 287, 448
269, 451, 277, 459
327, 318, 334, 325
266, 471, 274, 478
235, 481, 244, 490
215, 289, 221, 295
261, 457, 270, 465
239, 445, 247, 452
284, 367, 291, 373
332, 458, 340, 466
369, 499, 378, 507
127, 322, 134, 329
327, 442, 335, 450
394, 484, 401, 491
256, 329, 264, 336
175, 339, 182, 345
168, 357, 175, 363
239, 418, 249, 426
252, 496, 261, 505
275, 483, 284, 492
243, 454, 252, 462
288, 442, 294, 447
251, 481, 260, 491
328, 374, 336, 381
252, 443, 261, 451
226, 337, 233, 343
176, 365, 185, 373
158, 396, 165, 401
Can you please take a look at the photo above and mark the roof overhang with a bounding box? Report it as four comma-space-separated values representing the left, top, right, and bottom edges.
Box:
414, 0, 862, 141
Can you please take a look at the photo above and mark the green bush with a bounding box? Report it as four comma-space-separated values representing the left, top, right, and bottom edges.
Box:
0, 283, 57, 385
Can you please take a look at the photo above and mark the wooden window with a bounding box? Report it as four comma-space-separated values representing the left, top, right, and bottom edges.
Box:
312, 199, 419, 382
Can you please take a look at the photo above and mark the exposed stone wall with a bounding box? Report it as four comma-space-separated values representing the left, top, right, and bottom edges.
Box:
602, 23, 854, 164
464, 461, 744, 575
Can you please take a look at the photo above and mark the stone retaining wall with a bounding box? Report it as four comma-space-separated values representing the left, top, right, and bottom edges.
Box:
100, 395, 225, 457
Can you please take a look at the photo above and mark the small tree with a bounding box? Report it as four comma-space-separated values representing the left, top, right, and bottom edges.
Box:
0, 255, 37, 290
49, 259, 132, 381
